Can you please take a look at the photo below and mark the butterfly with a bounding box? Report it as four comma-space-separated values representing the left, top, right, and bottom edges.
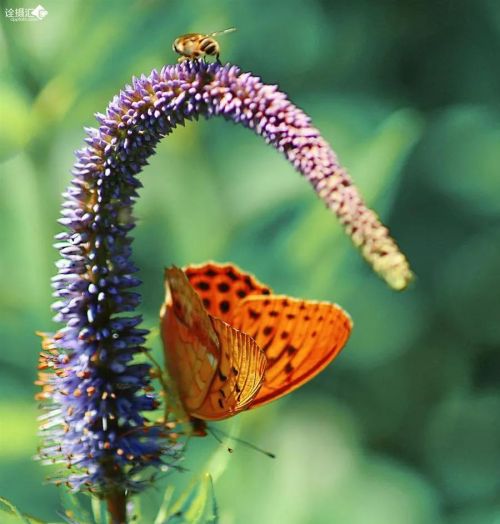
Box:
160, 263, 352, 434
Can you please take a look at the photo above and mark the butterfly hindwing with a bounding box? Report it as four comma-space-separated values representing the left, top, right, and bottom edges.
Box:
161, 267, 220, 412
184, 262, 272, 323
190, 317, 267, 420
231, 296, 352, 408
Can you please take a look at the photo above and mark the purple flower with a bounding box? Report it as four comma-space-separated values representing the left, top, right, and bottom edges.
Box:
38, 60, 412, 495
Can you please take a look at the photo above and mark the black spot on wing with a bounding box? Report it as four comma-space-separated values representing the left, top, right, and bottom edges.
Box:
226, 268, 238, 281
244, 276, 254, 289
248, 309, 261, 320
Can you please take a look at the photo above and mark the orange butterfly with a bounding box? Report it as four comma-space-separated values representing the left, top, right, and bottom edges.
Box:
160, 263, 352, 434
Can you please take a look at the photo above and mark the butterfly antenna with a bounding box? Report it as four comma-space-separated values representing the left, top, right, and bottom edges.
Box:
209, 27, 237, 37
208, 426, 276, 459
207, 426, 234, 453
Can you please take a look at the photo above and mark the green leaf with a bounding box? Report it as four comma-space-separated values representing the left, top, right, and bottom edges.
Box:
0, 496, 47, 524
154, 485, 176, 524
59, 491, 92, 524
155, 474, 218, 524
90, 497, 108, 524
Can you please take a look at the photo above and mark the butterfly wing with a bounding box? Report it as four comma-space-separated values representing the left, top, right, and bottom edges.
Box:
190, 317, 267, 420
162, 264, 350, 418
161, 265, 267, 420
231, 296, 353, 408
184, 262, 272, 323
161, 267, 220, 412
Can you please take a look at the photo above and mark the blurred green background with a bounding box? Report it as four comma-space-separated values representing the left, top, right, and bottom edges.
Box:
1, 0, 500, 522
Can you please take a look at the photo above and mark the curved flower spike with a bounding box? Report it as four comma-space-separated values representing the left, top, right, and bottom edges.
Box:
39, 60, 412, 498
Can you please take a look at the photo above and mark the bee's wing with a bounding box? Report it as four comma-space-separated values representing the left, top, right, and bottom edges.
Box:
209, 28, 237, 37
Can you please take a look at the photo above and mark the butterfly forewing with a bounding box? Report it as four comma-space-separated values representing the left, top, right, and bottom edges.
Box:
184, 262, 272, 323
191, 317, 267, 420
231, 296, 353, 408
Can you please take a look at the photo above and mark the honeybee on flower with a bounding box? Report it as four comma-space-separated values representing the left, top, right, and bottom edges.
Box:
172, 28, 236, 63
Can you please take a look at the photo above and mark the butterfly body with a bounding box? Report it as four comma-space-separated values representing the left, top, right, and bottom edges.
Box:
160, 263, 352, 431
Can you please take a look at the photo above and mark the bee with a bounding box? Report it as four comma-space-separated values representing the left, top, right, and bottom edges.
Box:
172, 28, 236, 63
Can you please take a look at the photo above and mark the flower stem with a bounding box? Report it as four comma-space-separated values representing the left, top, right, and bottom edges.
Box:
106, 491, 127, 524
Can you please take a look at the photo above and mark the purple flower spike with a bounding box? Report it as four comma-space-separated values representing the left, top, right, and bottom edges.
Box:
39, 60, 412, 496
